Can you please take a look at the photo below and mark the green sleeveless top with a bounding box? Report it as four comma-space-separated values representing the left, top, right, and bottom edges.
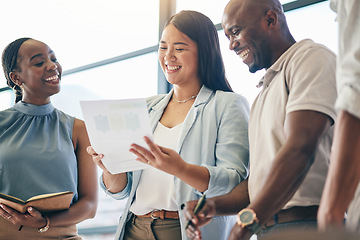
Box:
0, 101, 78, 203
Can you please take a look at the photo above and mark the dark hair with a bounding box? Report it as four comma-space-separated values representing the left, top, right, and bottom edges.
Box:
2, 37, 32, 103
165, 10, 233, 92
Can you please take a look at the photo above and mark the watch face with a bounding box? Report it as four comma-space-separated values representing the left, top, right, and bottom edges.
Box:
239, 211, 254, 224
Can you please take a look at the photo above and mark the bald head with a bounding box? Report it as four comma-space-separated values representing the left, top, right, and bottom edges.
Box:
225, 0, 283, 11
221, 0, 295, 72
224, 0, 284, 25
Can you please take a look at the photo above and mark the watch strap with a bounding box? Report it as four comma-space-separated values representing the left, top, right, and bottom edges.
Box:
247, 221, 261, 234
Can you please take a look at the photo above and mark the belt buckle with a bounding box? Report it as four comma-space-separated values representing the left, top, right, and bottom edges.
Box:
151, 210, 160, 219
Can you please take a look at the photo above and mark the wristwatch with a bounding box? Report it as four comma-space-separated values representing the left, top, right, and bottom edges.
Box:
38, 216, 50, 233
237, 208, 261, 234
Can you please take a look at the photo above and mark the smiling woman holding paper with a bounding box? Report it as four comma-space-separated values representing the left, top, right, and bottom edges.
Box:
0, 38, 98, 239
87, 10, 250, 240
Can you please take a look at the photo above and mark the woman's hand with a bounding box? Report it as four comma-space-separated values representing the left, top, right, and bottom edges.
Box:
130, 136, 187, 176
86, 146, 109, 173
86, 145, 127, 193
131, 136, 209, 192
0, 204, 47, 229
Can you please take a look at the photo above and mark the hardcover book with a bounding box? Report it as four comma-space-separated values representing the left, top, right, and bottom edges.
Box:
0, 191, 73, 213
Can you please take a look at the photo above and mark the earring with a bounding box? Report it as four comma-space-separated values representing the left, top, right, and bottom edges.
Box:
12, 85, 21, 95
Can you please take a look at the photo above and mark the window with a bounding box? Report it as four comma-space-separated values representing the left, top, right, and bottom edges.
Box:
0, 1, 338, 239
52, 53, 158, 118
0, 0, 159, 98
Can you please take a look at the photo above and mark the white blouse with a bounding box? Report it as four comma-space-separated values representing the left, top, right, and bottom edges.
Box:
130, 121, 183, 215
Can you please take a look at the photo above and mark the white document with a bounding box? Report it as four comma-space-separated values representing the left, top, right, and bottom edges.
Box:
80, 98, 152, 174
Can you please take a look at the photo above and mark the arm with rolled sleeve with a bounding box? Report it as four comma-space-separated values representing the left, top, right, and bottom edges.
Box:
99, 172, 133, 200
334, 0, 360, 119
202, 94, 250, 197
318, 0, 360, 230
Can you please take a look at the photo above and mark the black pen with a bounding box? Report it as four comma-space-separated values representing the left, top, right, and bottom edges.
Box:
185, 194, 206, 229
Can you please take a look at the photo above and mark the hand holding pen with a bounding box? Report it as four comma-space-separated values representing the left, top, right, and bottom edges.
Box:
185, 194, 206, 229
184, 195, 218, 239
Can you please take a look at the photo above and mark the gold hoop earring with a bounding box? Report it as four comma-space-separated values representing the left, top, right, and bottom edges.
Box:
12, 85, 21, 95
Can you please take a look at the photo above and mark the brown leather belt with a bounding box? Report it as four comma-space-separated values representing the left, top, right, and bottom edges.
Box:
263, 205, 318, 228
136, 210, 179, 220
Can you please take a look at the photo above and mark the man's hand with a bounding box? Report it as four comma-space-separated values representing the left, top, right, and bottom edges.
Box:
184, 199, 217, 239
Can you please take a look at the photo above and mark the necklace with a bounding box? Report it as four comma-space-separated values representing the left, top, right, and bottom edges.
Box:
172, 94, 197, 103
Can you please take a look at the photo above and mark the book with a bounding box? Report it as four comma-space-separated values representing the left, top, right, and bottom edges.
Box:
0, 191, 73, 213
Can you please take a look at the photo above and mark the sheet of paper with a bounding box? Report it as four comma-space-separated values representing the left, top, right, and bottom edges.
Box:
80, 98, 152, 174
